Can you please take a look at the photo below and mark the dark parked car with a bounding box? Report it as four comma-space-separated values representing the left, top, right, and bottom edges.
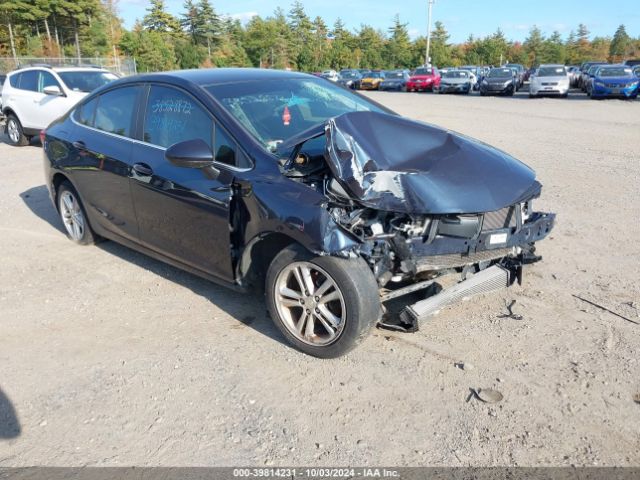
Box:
337, 69, 362, 89
504, 63, 525, 89
43, 69, 555, 357
578, 62, 608, 90
379, 70, 410, 91
479, 67, 517, 96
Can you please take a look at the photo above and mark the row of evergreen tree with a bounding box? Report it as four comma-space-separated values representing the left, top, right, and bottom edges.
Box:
1, 0, 638, 73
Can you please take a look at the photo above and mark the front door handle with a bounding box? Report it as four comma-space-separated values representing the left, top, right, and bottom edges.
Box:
133, 163, 153, 176
72, 141, 86, 151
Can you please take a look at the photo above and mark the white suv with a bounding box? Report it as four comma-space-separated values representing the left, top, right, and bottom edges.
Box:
2, 66, 118, 146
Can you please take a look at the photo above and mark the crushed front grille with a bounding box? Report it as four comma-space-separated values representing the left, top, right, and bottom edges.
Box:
416, 247, 513, 271
483, 206, 516, 231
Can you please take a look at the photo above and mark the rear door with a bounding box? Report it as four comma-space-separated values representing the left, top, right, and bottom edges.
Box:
129, 84, 237, 282
68, 85, 142, 242
9, 70, 39, 129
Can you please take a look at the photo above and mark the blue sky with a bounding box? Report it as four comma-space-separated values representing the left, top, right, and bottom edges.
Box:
118, 0, 639, 43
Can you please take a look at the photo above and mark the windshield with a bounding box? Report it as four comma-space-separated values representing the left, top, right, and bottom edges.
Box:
413, 68, 433, 75
443, 71, 469, 79
58, 71, 118, 92
365, 72, 383, 79
206, 77, 387, 152
505, 64, 523, 71
488, 69, 512, 78
538, 66, 567, 77
598, 67, 633, 77
340, 72, 358, 78
386, 72, 404, 79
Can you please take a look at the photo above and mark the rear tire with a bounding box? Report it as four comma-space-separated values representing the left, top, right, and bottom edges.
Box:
57, 182, 96, 245
5, 114, 29, 147
265, 245, 381, 358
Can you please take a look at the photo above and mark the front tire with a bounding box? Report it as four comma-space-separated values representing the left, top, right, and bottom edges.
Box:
57, 182, 96, 245
265, 245, 381, 358
5, 114, 29, 146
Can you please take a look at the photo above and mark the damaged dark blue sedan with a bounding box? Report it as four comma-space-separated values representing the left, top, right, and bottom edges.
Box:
43, 68, 555, 358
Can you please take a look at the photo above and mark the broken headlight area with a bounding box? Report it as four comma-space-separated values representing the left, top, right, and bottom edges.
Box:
327, 199, 554, 291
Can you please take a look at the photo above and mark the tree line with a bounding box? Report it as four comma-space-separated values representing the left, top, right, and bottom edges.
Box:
1, 0, 638, 73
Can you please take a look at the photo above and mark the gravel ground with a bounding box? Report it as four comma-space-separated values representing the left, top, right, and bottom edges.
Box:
0, 89, 639, 467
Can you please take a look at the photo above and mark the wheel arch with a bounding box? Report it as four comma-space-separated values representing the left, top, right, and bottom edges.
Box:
236, 232, 302, 291
50, 172, 74, 210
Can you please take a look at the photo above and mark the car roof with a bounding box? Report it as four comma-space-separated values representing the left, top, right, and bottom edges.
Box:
9, 66, 110, 75
538, 64, 566, 68
123, 68, 310, 87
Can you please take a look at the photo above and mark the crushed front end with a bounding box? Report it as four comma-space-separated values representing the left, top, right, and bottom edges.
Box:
328, 196, 554, 329
279, 111, 556, 331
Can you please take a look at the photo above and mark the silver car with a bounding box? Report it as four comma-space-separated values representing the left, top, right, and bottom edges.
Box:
437, 70, 473, 94
529, 64, 570, 98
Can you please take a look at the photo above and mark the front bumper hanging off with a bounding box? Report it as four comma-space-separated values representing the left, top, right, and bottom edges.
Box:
381, 211, 556, 332
400, 264, 512, 325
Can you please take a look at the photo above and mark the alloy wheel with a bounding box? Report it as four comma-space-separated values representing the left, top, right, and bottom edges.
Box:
59, 191, 85, 241
7, 119, 20, 144
274, 261, 346, 346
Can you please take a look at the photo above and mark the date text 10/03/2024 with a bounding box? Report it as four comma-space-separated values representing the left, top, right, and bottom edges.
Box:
232, 468, 400, 478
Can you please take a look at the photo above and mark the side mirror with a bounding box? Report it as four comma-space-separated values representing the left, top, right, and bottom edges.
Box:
165, 138, 215, 169
43, 85, 63, 96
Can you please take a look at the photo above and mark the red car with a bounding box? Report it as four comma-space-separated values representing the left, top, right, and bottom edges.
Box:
407, 66, 441, 92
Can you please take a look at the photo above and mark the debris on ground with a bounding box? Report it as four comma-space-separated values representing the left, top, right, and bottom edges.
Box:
455, 361, 475, 371
572, 294, 638, 325
497, 299, 523, 320
467, 388, 504, 404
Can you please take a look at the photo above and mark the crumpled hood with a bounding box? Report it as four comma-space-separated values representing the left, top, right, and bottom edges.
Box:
323, 111, 538, 214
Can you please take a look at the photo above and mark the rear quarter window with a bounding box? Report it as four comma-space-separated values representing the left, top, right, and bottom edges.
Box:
9, 73, 21, 88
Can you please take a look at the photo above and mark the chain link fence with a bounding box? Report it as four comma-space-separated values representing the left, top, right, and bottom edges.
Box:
0, 57, 137, 76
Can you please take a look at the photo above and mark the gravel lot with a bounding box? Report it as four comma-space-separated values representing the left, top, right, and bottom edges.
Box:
0, 89, 639, 467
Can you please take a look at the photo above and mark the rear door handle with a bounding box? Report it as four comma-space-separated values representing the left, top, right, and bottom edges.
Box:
133, 163, 153, 176
72, 141, 86, 150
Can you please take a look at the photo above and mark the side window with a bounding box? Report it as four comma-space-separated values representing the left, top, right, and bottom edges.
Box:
18, 71, 39, 92
9, 73, 21, 88
143, 85, 212, 149
94, 87, 138, 138
75, 97, 98, 127
213, 124, 236, 166
39, 71, 61, 92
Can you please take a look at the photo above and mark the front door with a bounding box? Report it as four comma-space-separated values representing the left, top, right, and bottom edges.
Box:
20, 70, 77, 130
129, 84, 236, 282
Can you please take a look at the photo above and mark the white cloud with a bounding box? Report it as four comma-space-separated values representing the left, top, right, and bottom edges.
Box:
228, 11, 259, 24
408, 28, 420, 40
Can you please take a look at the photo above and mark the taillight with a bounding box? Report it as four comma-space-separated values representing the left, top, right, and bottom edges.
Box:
39, 129, 46, 145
